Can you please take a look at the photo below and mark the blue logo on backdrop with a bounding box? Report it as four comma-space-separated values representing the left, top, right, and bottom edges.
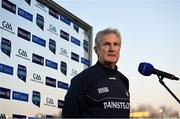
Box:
60, 15, 70, 25
49, 39, 56, 54
18, 7, 33, 22
83, 40, 89, 52
81, 57, 90, 67
12, 91, 29, 102
17, 64, 27, 82
1, 0, 16, 14
45, 59, 58, 70
32, 35, 46, 47
1, 37, 11, 57
0, 63, 13, 75
71, 52, 79, 62
0, 87, 11, 99
45, 76, 56, 88
32, 53, 44, 66
24, 0, 31, 5
60, 30, 69, 41
28, 116, 38, 119
49, 8, 59, 19
57, 81, 69, 90
12, 114, 26, 118
58, 99, 64, 108
60, 61, 67, 76
71, 36, 80, 46
17, 27, 31, 41
32, 91, 41, 107
36, 14, 44, 30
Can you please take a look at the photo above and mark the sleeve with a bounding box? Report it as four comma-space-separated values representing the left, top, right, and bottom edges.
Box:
62, 74, 86, 118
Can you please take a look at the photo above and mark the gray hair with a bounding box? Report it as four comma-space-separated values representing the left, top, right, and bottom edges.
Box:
95, 27, 121, 47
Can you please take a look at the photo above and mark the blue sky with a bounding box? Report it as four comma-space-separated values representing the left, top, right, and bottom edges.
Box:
54, 0, 179, 111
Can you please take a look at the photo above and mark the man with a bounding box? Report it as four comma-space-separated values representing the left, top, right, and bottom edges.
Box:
62, 28, 130, 118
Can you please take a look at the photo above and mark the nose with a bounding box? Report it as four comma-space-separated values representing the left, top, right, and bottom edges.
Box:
109, 44, 115, 52
110, 44, 115, 49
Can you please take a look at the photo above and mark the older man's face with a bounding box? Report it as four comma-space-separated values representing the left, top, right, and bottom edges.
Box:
95, 33, 121, 68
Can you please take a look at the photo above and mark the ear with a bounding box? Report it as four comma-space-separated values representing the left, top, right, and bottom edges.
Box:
94, 46, 98, 55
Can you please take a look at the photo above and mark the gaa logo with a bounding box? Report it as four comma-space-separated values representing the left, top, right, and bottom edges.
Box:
61, 48, 67, 55
45, 97, 56, 107
33, 73, 41, 81
16, 49, 30, 61
48, 24, 58, 35
46, 97, 54, 105
0, 21, 15, 34
49, 25, 56, 33
59, 47, 68, 57
2, 21, 12, 30
31, 73, 43, 84
71, 68, 78, 76
18, 49, 27, 57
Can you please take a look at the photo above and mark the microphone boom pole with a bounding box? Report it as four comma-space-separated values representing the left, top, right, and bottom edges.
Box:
157, 75, 180, 104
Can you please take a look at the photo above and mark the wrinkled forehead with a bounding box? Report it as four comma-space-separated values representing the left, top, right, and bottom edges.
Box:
99, 33, 121, 44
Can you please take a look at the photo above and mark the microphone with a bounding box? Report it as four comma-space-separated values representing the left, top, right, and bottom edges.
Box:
138, 62, 179, 80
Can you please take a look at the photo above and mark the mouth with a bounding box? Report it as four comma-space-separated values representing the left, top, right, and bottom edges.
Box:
108, 54, 116, 57
107, 54, 117, 59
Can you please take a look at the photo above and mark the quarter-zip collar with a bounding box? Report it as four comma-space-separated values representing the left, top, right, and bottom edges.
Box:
97, 61, 118, 76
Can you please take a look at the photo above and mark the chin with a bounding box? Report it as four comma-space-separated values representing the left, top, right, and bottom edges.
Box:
106, 61, 116, 65
108, 59, 117, 63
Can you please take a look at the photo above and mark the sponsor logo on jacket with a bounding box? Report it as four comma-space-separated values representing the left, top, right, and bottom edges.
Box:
103, 101, 130, 110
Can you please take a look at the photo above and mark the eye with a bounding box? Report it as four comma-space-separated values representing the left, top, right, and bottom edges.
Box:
103, 42, 110, 46
114, 42, 120, 46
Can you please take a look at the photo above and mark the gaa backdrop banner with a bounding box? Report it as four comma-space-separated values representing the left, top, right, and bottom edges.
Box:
0, 0, 92, 118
